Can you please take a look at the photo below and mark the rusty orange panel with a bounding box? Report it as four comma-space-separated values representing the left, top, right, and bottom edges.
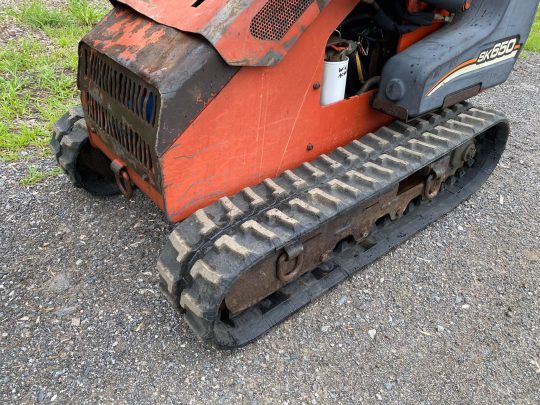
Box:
115, 0, 334, 66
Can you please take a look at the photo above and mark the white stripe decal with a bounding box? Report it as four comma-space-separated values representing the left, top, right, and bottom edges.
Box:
427, 50, 519, 97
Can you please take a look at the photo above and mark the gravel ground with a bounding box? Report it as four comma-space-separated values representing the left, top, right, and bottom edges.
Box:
1, 49, 540, 404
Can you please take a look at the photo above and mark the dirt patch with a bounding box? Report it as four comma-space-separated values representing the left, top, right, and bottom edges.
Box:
0, 18, 52, 45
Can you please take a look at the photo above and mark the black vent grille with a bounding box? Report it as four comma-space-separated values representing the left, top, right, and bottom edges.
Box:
84, 92, 154, 171
250, 0, 314, 41
80, 45, 158, 126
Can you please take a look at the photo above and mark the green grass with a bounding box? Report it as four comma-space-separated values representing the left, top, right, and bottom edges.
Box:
19, 165, 63, 187
0, 0, 109, 163
525, 6, 540, 52
0, 1, 539, 168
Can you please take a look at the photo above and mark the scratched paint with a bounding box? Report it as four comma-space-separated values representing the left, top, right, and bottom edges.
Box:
158, 0, 393, 221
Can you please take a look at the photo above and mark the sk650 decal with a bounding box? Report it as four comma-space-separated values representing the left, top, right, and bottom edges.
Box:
427, 36, 521, 97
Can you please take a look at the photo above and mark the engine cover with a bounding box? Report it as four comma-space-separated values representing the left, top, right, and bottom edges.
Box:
374, 0, 540, 120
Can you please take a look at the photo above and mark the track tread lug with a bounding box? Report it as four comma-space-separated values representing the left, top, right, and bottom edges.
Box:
421, 132, 451, 146
265, 208, 300, 230
283, 170, 308, 189
308, 187, 343, 208
219, 197, 243, 220
319, 154, 343, 171
328, 179, 361, 198
191, 260, 226, 285
362, 133, 390, 148
408, 139, 439, 153
241, 220, 279, 242
169, 231, 192, 263
363, 162, 394, 179
351, 140, 375, 154
180, 290, 212, 319
194, 209, 218, 236
242, 187, 266, 208
263, 179, 288, 198
214, 235, 251, 258
301, 162, 325, 179
335, 147, 360, 163
346, 170, 379, 188
288, 198, 322, 217
394, 146, 425, 161
379, 154, 409, 170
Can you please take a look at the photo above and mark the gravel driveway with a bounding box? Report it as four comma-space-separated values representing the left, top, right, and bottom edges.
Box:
1, 53, 539, 404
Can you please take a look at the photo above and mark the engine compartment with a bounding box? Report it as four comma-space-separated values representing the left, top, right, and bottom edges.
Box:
325, 0, 451, 101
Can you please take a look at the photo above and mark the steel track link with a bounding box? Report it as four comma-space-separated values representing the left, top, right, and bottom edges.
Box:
159, 105, 509, 348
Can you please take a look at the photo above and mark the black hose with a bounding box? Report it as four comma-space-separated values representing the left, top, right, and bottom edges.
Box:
358, 76, 381, 94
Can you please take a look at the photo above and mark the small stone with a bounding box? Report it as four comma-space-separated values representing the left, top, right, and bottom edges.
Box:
376, 394, 383, 400
76, 259, 83, 266
47, 274, 70, 293
525, 250, 540, 262
462, 304, 470, 309
437, 325, 445, 332
53, 306, 78, 317
338, 296, 347, 306
71, 318, 81, 327
384, 382, 396, 391
368, 329, 377, 340
321, 325, 330, 333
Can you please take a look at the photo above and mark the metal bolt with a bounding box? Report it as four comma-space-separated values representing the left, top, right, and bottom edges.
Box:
313, 82, 321, 90
307, 143, 314, 151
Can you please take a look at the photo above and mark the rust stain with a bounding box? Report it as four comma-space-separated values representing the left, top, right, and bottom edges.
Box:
90, 10, 167, 63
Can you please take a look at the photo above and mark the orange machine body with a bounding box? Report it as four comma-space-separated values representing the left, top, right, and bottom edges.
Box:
83, 0, 441, 222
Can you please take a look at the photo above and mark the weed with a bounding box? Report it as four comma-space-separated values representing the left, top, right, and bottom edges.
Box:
19, 165, 47, 186
0, 1, 109, 161
12, 1, 67, 29
19, 165, 64, 187
68, 0, 108, 26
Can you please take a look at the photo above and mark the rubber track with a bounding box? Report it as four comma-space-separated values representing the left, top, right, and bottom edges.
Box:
50, 107, 120, 197
51, 106, 87, 187
159, 104, 509, 347
158, 103, 472, 302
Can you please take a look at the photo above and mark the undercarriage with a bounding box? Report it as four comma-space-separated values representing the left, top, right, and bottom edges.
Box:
155, 103, 509, 347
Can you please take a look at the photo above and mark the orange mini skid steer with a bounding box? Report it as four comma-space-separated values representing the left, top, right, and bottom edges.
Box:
51, 0, 539, 347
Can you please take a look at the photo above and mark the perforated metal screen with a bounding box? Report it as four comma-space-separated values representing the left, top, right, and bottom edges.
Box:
250, 0, 315, 41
